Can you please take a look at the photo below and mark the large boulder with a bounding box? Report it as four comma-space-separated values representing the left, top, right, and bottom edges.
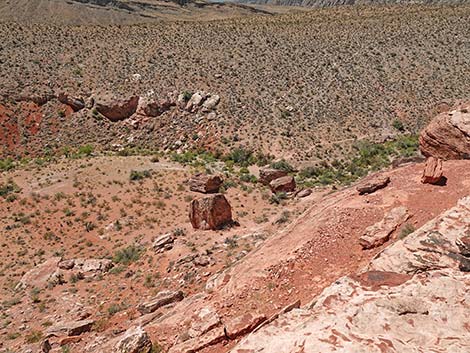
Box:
259, 168, 287, 186
189, 194, 233, 230
419, 104, 470, 159
269, 175, 296, 193
58, 92, 85, 112
356, 175, 390, 195
15, 257, 62, 290
95, 94, 139, 122
189, 173, 223, 194
421, 156, 444, 184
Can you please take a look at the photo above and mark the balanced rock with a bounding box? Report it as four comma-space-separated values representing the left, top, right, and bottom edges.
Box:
189, 194, 233, 230
259, 168, 287, 185
58, 92, 85, 112
421, 157, 443, 184
269, 175, 296, 193
95, 94, 139, 122
419, 104, 470, 159
189, 173, 223, 194
357, 175, 390, 195
115, 326, 152, 353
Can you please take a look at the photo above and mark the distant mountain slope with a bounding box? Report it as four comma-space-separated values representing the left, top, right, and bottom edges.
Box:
0, 0, 274, 24
235, 0, 469, 7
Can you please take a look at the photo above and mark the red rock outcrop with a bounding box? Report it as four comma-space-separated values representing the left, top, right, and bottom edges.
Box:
419, 104, 470, 159
421, 156, 444, 184
58, 92, 85, 112
259, 168, 287, 185
189, 173, 223, 194
95, 94, 139, 122
269, 175, 296, 193
189, 194, 233, 230
233, 197, 470, 353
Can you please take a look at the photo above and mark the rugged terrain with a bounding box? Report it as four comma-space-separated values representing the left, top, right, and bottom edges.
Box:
0, 0, 292, 24
1, 4, 470, 165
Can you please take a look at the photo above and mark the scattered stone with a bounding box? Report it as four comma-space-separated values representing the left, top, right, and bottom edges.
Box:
359, 206, 409, 249
58, 259, 75, 270
356, 175, 390, 195
269, 175, 296, 193
421, 157, 444, 184
137, 290, 184, 314
189, 194, 233, 230
47, 319, 94, 337
58, 92, 85, 112
153, 233, 175, 252
15, 257, 62, 290
115, 326, 152, 353
74, 258, 114, 273
193, 255, 211, 267
137, 96, 175, 117
259, 168, 288, 185
189, 174, 223, 194
419, 103, 470, 159
224, 312, 267, 339
202, 95, 220, 111
296, 189, 312, 198
185, 92, 207, 112
95, 94, 139, 122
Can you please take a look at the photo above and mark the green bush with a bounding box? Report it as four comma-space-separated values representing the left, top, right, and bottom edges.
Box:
129, 170, 152, 181
270, 159, 295, 173
113, 245, 143, 265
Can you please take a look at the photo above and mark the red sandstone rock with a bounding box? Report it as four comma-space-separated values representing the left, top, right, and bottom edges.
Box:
419, 104, 470, 159
269, 175, 296, 193
356, 175, 390, 195
259, 168, 287, 185
189, 173, 223, 194
189, 194, 233, 230
58, 92, 85, 112
421, 157, 443, 184
95, 94, 139, 122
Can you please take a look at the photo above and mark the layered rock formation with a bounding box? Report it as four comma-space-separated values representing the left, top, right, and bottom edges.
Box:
233, 197, 470, 353
419, 103, 470, 160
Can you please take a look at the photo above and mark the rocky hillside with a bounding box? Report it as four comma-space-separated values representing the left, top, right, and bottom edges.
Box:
236, 0, 470, 8
2, 104, 470, 352
1, 4, 470, 166
233, 196, 470, 352
0, 0, 275, 24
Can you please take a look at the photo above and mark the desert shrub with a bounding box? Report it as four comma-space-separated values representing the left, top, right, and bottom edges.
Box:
269, 192, 287, 204
0, 180, 20, 198
399, 223, 415, 239
129, 170, 152, 181
270, 159, 295, 173
0, 158, 15, 171
225, 147, 254, 167
113, 245, 143, 265
77, 145, 94, 157
392, 119, 405, 131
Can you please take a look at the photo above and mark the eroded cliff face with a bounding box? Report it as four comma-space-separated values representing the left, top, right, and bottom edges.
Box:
233, 197, 470, 353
